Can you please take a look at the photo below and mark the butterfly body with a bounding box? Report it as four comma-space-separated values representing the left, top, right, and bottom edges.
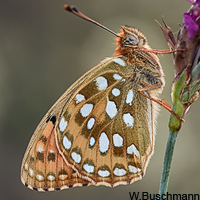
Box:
21, 26, 164, 191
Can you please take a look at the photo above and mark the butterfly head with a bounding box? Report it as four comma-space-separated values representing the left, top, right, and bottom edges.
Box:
115, 26, 151, 56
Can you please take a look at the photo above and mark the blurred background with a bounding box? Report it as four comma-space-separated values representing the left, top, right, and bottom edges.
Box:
1, 0, 199, 199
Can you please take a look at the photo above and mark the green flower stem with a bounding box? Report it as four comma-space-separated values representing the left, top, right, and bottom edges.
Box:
159, 129, 178, 195
159, 70, 187, 196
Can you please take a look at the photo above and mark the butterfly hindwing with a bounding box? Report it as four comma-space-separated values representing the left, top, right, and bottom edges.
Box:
55, 56, 155, 187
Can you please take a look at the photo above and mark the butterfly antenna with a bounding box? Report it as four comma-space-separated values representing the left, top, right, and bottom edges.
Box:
64, 5, 121, 38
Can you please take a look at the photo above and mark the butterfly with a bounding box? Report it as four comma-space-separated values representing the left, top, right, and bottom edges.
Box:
21, 5, 181, 192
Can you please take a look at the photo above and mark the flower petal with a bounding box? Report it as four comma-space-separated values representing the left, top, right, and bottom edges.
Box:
184, 13, 199, 38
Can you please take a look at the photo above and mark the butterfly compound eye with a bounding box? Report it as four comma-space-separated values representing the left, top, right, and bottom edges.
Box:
123, 35, 139, 46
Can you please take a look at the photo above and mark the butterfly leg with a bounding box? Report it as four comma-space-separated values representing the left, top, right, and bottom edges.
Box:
133, 47, 185, 55
146, 49, 185, 55
138, 84, 184, 122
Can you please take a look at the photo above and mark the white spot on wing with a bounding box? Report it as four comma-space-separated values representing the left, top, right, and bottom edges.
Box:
113, 134, 123, 147
36, 174, 44, 181
112, 88, 120, 97
113, 74, 122, 80
59, 174, 67, 181
89, 137, 95, 146
113, 58, 126, 66
24, 163, 28, 170
29, 168, 34, 177
37, 146, 44, 153
106, 99, 117, 119
83, 164, 94, 173
47, 175, 55, 181
128, 165, 138, 173
63, 136, 71, 150
98, 170, 110, 177
80, 103, 93, 117
127, 144, 140, 158
96, 76, 108, 91
71, 152, 81, 163
126, 89, 134, 105
59, 117, 68, 132
75, 94, 85, 104
123, 113, 134, 127
99, 132, 109, 153
87, 118, 95, 129
113, 168, 126, 176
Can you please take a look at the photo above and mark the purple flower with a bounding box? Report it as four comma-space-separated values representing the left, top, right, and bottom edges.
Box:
184, 0, 200, 38
183, 13, 198, 38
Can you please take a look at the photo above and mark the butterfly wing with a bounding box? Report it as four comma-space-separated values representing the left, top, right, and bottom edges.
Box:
21, 56, 159, 191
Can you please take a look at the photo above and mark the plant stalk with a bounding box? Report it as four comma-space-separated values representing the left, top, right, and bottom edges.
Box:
159, 129, 178, 196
